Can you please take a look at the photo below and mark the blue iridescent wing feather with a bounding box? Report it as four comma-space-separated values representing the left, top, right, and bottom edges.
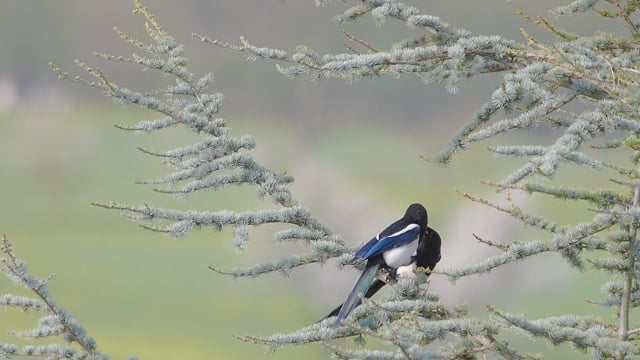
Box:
361, 225, 420, 260
352, 238, 378, 261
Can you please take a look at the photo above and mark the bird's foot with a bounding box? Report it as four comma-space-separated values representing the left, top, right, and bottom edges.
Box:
396, 262, 417, 279
377, 268, 397, 285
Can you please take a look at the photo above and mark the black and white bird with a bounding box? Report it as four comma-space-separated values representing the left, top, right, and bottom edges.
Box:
330, 203, 441, 326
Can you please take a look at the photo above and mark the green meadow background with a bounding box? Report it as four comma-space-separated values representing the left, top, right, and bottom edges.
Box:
0, 1, 625, 359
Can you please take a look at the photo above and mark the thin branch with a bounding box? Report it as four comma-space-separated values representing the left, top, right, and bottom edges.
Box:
617, 164, 640, 359
340, 29, 379, 53
455, 189, 562, 233
1, 234, 103, 358
605, 0, 640, 38
471, 334, 523, 360
473, 233, 509, 251
627, 327, 640, 336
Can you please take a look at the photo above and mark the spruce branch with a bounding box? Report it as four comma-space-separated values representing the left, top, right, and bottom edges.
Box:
443, 211, 618, 281
196, 1, 520, 87
488, 305, 637, 358
0, 235, 109, 360
604, 0, 640, 38
200, 0, 640, 180
207, 244, 345, 279
490, 182, 629, 209
53, 0, 339, 278
456, 189, 563, 233
238, 276, 522, 359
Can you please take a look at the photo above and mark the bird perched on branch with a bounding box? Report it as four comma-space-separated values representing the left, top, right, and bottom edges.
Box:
327, 203, 441, 326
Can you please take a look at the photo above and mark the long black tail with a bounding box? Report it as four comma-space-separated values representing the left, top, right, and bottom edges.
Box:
323, 278, 386, 320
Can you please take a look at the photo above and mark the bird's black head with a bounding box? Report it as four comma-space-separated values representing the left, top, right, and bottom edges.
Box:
405, 203, 428, 227
416, 226, 442, 270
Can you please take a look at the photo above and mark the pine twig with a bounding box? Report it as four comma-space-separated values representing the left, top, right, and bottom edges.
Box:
1, 234, 105, 359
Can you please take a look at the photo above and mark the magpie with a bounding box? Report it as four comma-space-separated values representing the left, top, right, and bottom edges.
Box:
325, 227, 441, 321
330, 203, 441, 326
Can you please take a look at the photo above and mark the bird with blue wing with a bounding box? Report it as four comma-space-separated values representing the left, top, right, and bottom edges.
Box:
328, 203, 441, 326
325, 227, 441, 321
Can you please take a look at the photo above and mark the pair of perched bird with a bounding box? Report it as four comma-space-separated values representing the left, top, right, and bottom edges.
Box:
326, 203, 442, 325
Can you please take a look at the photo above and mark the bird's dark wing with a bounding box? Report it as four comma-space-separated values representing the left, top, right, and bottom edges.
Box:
376, 216, 409, 239
361, 224, 420, 260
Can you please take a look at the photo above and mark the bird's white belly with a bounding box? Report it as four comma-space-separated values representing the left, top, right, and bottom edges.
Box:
383, 240, 418, 268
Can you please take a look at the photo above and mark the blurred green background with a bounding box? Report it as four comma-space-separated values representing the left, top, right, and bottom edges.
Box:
0, 1, 626, 359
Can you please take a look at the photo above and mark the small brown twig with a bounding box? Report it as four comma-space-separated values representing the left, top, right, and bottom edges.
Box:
473, 233, 509, 251
340, 29, 379, 53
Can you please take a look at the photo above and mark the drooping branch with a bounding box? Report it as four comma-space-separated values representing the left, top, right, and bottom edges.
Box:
50, 0, 342, 278
0, 235, 109, 359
